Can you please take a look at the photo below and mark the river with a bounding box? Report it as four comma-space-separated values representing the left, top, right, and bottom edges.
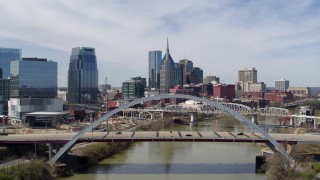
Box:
60, 116, 275, 180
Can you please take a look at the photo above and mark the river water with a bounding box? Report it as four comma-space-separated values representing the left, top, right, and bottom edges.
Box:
61, 116, 272, 180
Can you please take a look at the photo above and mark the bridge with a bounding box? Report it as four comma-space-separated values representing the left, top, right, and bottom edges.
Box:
42, 93, 298, 166
123, 103, 319, 128
1, 131, 320, 145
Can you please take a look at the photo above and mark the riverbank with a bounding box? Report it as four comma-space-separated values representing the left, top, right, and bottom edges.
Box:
0, 159, 51, 180
57, 118, 173, 178
265, 144, 320, 179
70, 142, 132, 164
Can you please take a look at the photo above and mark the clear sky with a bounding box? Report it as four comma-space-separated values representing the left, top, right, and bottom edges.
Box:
0, 0, 319, 87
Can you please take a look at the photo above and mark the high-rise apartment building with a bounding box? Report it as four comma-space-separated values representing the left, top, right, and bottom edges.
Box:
275, 79, 289, 92
238, 67, 257, 83
0, 48, 21, 79
8, 58, 62, 119
148, 50, 162, 89
236, 67, 258, 93
160, 39, 175, 94
67, 47, 99, 104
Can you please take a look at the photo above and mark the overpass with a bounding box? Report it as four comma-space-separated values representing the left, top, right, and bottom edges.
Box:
1, 131, 320, 145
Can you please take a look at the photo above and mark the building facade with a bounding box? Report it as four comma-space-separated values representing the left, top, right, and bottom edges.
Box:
160, 39, 175, 94
179, 59, 193, 85
122, 77, 146, 99
8, 58, 62, 120
203, 75, 220, 84
67, 47, 99, 104
236, 67, 261, 98
0, 69, 10, 115
275, 79, 289, 92
10, 58, 57, 98
265, 91, 294, 105
0, 48, 21, 79
169, 85, 194, 104
248, 82, 266, 92
288, 87, 310, 99
148, 50, 163, 89
238, 67, 257, 83
173, 63, 183, 86
191, 67, 203, 84
213, 84, 235, 101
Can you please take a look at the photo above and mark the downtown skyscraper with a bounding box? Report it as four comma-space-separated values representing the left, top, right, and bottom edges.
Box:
160, 39, 175, 94
0, 48, 21, 79
148, 50, 162, 89
67, 47, 99, 105
9, 58, 62, 119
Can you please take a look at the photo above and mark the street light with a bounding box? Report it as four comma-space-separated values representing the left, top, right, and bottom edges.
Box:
46, 121, 48, 142
92, 127, 93, 143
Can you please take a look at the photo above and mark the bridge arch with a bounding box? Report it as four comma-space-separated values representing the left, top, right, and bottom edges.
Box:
257, 107, 292, 117
48, 94, 292, 165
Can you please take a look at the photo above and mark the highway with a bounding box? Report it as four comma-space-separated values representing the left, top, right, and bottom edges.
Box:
0, 131, 320, 145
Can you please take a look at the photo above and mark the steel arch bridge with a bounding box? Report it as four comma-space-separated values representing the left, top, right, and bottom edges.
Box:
48, 94, 292, 166
165, 104, 293, 117
122, 108, 164, 119
164, 103, 255, 115
257, 107, 292, 117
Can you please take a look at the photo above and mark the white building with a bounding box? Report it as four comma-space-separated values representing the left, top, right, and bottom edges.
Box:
8, 98, 63, 120
275, 79, 289, 92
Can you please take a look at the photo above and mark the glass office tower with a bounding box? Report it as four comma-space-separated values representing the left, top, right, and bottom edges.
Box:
67, 47, 99, 105
8, 58, 61, 119
0, 48, 21, 79
148, 50, 162, 89
10, 58, 57, 98
0, 68, 10, 115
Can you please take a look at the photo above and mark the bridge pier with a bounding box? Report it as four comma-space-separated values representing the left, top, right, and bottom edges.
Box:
255, 155, 266, 173
251, 114, 258, 125
290, 117, 295, 127
190, 113, 197, 126
47, 143, 52, 159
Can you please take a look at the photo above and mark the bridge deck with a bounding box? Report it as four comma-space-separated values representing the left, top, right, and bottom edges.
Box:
1, 131, 320, 145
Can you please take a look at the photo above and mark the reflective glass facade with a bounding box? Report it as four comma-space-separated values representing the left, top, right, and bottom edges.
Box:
68, 47, 99, 104
179, 59, 193, 85
122, 77, 146, 99
191, 67, 203, 84
0, 48, 21, 79
0, 79, 10, 115
148, 50, 162, 89
10, 58, 57, 98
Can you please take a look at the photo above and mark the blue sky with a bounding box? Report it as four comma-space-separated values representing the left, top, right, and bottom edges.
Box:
0, 0, 319, 87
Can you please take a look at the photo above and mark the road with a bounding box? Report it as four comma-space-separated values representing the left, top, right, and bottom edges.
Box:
0, 131, 320, 144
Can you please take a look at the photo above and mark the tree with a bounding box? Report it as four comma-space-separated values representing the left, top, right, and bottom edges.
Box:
267, 152, 298, 180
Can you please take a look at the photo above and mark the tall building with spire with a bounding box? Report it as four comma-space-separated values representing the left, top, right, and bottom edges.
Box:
160, 39, 175, 93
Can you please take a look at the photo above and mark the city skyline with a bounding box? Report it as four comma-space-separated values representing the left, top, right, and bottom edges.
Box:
0, 0, 319, 87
